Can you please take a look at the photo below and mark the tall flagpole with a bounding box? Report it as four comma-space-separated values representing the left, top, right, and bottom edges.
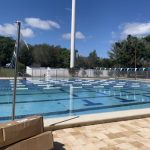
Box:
12, 21, 21, 120
70, 0, 76, 68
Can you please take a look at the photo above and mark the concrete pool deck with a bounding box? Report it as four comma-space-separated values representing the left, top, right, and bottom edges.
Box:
44, 108, 150, 149
44, 108, 150, 131
53, 116, 150, 150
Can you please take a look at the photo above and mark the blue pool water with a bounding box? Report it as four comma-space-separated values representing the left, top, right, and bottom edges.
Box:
0, 78, 150, 121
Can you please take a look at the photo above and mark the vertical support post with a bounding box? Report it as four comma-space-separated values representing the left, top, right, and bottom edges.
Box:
70, 0, 76, 68
12, 21, 21, 120
135, 49, 137, 80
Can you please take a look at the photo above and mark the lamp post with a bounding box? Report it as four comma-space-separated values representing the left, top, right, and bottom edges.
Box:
70, 0, 76, 68
12, 21, 21, 120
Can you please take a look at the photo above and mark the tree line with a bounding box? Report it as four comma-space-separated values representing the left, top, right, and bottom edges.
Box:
109, 35, 150, 68
0, 34, 150, 70
0, 36, 111, 69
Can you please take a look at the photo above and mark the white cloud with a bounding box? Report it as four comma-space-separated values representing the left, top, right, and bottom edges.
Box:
21, 28, 34, 38
62, 31, 86, 40
0, 23, 17, 36
0, 17, 60, 38
25, 18, 60, 30
121, 22, 150, 37
0, 23, 34, 38
76, 32, 86, 39
62, 33, 70, 40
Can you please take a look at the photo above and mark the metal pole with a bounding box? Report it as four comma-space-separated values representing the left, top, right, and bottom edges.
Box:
70, 0, 76, 68
12, 21, 21, 120
135, 48, 137, 80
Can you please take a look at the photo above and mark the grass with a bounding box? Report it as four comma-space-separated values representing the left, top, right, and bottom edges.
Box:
0, 68, 14, 77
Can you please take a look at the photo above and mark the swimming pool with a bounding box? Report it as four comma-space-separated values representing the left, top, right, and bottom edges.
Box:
0, 78, 150, 121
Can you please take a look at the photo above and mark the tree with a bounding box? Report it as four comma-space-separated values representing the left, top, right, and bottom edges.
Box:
59, 48, 70, 68
100, 58, 113, 68
76, 56, 89, 68
31, 44, 70, 68
0, 36, 15, 66
18, 45, 33, 66
109, 35, 149, 68
87, 50, 99, 68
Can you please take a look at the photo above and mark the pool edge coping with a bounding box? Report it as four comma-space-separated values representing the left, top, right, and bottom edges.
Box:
44, 108, 150, 131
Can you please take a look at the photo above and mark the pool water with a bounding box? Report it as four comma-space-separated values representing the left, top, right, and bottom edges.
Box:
0, 78, 150, 121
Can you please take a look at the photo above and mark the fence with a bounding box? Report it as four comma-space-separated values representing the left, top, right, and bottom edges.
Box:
26, 67, 110, 78
26, 66, 150, 79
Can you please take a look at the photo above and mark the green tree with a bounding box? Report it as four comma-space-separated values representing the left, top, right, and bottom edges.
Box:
100, 58, 113, 68
76, 56, 89, 68
0, 36, 15, 66
59, 48, 70, 68
109, 35, 148, 68
31, 44, 70, 68
87, 50, 99, 68
18, 45, 33, 66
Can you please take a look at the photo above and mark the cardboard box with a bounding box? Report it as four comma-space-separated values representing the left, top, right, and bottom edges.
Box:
5, 131, 53, 150
0, 123, 4, 144
0, 128, 4, 144
0, 116, 44, 148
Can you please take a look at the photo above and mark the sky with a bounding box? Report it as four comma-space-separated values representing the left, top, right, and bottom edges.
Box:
0, 0, 150, 57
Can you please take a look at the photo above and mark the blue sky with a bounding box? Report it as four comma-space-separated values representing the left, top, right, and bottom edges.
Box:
0, 0, 150, 57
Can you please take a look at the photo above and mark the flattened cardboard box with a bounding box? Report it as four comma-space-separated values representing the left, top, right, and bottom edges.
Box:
0, 116, 43, 148
5, 131, 53, 150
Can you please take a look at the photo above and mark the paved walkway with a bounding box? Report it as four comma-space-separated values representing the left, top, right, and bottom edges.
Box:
53, 117, 150, 150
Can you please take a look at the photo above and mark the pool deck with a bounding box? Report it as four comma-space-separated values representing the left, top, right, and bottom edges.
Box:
53, 116, 150, 150
44, 109, 150, 150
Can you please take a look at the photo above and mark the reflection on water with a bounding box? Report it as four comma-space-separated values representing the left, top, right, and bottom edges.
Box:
69, 84, 73, 116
